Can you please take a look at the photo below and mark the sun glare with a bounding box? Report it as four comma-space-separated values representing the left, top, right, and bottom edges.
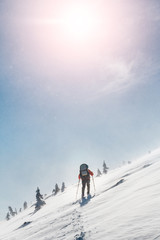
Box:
33, 2, 102, 46
45, 3, 100, 42
62, 5, 96, 40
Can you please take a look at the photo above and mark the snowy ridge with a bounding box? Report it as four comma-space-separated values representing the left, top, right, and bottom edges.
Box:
1, 149, 160, 240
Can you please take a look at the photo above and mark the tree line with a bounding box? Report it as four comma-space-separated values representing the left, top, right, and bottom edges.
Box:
5, 181, 66, 221
5, 160, 109, 220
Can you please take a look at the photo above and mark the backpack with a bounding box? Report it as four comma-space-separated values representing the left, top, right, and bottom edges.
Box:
80, 164, 89, 179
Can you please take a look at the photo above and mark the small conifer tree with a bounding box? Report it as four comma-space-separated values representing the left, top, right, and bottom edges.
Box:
96, 168, 102, 177
8, 206, 15, 217
15, 208, 17, 215
61, 182, 66, 192
54, 184, 60, 195
35, 187, 46, 211
103, 161, 109, 174
23, 201, 28, 210
6, 212, 10, 221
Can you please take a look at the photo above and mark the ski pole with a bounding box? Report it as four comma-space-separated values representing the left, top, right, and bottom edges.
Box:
76, 179, 80, 201
92, 176, 96, 194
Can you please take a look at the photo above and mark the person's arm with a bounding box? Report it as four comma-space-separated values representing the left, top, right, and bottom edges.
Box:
88, 169, 93, 176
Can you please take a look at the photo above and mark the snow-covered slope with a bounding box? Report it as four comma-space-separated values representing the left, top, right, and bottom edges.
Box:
1, 149, 160, 240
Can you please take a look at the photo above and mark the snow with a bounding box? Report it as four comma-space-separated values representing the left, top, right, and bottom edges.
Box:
1, 149, 160, 240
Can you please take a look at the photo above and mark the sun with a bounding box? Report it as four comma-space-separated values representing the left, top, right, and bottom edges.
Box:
36, 2, 101, 44
60, 3, 99, 41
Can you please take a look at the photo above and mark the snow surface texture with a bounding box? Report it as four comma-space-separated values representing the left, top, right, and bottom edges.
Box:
1, 149, 160, 240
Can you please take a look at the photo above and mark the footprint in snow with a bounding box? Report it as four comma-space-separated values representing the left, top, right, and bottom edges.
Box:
75, 231, 85, 240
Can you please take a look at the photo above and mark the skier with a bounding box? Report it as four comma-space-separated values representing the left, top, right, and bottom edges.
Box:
78, 164, 94, 198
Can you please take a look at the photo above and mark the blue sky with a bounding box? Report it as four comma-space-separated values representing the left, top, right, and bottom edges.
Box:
0, 0, 160, 219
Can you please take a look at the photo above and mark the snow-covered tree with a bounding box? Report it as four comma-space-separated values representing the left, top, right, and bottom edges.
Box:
23, 201, 28, 210
15, 208, 17, 215
52, 183, 60, 195
103, 161, 109, 174
6, 212, 10, 221
35, 187, 46, 211
61, 182, 66, 192
54, 183, 60, 195
96, 168, 102, 177
8, 206, 16, 217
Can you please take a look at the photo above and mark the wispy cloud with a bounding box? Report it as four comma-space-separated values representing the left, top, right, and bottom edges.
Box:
94, 53, 160, 99
99, 60, 134, 93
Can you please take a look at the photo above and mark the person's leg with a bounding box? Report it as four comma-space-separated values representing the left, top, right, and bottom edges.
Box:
87, 179, 90, 195
82, 180, 86, 198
